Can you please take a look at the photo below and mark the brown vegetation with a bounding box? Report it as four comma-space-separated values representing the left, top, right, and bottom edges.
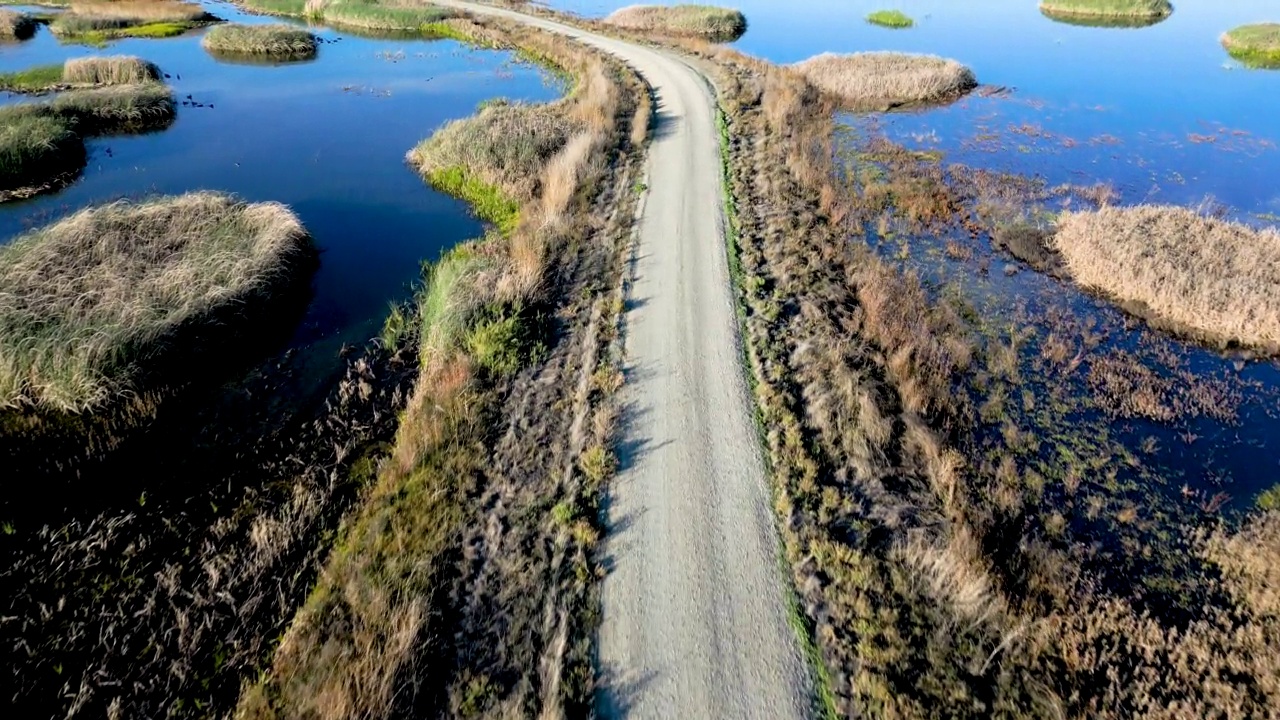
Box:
604, 4, 746, 41
1054, 205, 1280, 351
0, 8, 36, 39
238, 12, 649, 719
791, 51, 977, 110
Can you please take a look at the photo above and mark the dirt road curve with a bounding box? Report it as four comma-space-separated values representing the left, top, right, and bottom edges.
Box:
437, 3, 813, 717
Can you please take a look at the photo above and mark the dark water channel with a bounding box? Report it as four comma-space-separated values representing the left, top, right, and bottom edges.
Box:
551, 0, 1280, 511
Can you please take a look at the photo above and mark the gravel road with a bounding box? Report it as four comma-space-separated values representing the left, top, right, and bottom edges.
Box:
436, 4, 813, 717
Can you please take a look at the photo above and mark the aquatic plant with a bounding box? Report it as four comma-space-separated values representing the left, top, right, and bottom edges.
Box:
866, 9, 913, 29
1052, 205, 1280, 351
1039, 0, 1172, 21
604, 4, 747, 41
790, 52, 977, 110
0, 107, 83, 198
64, 55, 161, 85
0, 8, 36, 39
0, 63, 65, 92
49, 0, 215, 42
0, 192, 314, 412
202, 23, 317, 57
1221, 23, 1280, 69
49, 83, 175, 131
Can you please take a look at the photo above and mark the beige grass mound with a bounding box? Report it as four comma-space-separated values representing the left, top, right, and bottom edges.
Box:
202, 23, 317, 57
63, 55, 161, 85
1053, 205, 1280, 350
604, 4, 746, 41
0, 192, 314, 412
791, 52, 977, 110
0, 9, 36, 39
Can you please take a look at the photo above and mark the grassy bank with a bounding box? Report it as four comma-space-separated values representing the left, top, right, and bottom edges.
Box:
1052, 205, 1280, 351
1040, 0, 1172, 21
239, 11, 648, 718
1222, 23, 1280, 69
0, 55, 160, 92
240, 0, 455, 31
0, 107, 83, 198
0, 8, 35, 39
0, 192, 314, 412
604, 4, 746, 41
866, 9, 912, 29
664, 35, 1280, 718
49, 0, 216, 42
202, 23, 317, 57
791, 51, 977, 110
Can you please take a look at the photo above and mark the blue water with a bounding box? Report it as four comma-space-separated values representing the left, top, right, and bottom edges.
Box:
0, 3, 560, 361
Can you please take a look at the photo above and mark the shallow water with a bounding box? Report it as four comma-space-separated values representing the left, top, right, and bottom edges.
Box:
545, 0, 1280, 507
0, 0, 560, 373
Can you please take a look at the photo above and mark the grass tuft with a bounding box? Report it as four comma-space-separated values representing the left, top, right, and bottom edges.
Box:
1222, 24, 1280, 69
866, 9, 913, 29
202, 22, 317, 57
317, 0, 454, 31
1052, 205, 1280, 350
791, 52, 977, 110
0, 192, 314, 412
0, 107, 82, 196
604, 4, 747, 41
0, 8, 36, 39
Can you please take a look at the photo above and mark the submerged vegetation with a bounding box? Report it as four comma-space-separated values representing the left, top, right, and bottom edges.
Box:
49, 0, 216, 42
1222, 23, 1280, 69
604, 4, 747, 41
791, 51, 977, 110
1052, 205, 1280, 351
1040, 0, 1172, 26
866, 9, 913, 29
0, 55, 160, 92
0, 192, 314, 412
202, 23, 317, 58
0, 8, 35, 39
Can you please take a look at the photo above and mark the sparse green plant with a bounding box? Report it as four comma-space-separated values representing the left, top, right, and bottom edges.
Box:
48, 83, 175, 131
318, 0, 453, 31
1222, 23, 1280, 69
1258, 483, 1280, 511
866, 9, 913, 29
579, 444, 615, 485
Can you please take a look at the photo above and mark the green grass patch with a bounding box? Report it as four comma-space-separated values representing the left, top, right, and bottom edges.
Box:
866, 9, 913, 29
202, 22, 317, 57
239, 0, 308, 17
1222, 24, 1280, 69
1258, 483, 1280, 511
1040, 0, 1172, 24
425, 166, 520, 236
0, 63, 64, 92
0, 192, 314, 412
48, 83, 175, 132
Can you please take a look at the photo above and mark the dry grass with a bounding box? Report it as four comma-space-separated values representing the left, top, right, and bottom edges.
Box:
63, 55, 160, 85
0, 8, 36, 39
1052, 205, 1280, 350
604, 4, 746, 41
49, 0, 213, 39
238, 13, 645, 719
202, 23, 317, 57
1222, 24, 1280, 69
0, 192, 314, 412
791, 52, 977, 110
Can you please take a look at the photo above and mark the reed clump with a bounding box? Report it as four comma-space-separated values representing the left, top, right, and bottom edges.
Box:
604, 4, 746, 41
0, 192, 314, 412
790, 51, 977, 110
202, 23, 317, 57
1052, 205, 1280, 351
0, 8, 36, 39
1039, 0, 1172, 22
0, 56, 160, 93
49, 0, 214, 41
866, 9, 913, 28
1222, 24, 1280, 69
0, 107, 83, 197
49, 83, 175, 130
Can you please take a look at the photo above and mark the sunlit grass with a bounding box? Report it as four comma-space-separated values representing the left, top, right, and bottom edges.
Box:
604, 4, 747, 41
866, 9, 913, 29
0, 64, 64, 92
1222, 23, 1280, 69
202, 22, 317, 57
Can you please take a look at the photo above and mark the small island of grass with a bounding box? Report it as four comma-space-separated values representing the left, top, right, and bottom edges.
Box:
791, 52, 977, 110
202, 23, 317, 59
866, 9, 913, 29
0, 108, 84, 200
1052, 205, 1280, 351
1222, 23, 1280, 69
1040, 0, 1172, 27
0, 8, 37, 40
49, 0, 217, 43
0, 55, 159, 93
0, 192, 316, 413
604, 4, 747, 42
